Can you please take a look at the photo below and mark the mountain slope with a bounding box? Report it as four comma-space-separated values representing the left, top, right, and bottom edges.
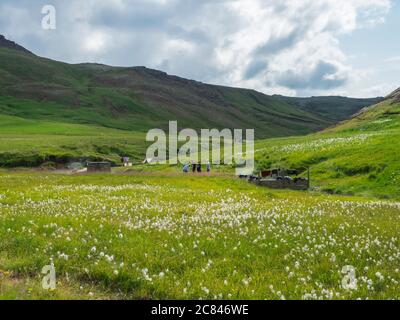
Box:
0, 36, 379, 139
255, 88, 400, 198
0, 46, 323, 138
328, 88, 400, 132
274, 95, 383, 123
0, 35, 32, 54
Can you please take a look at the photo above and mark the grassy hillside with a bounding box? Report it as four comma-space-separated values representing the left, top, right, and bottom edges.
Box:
0, 45, 318, 137
255, 91, 400, 199
0, 36, 379, 139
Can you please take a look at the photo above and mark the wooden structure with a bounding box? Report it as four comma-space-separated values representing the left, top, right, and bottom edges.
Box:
255, 168, 310, 190
87, 162, 111, 173
256, 178, 309, 190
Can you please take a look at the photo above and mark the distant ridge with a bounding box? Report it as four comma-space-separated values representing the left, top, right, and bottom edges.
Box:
0, 35, 32, 54
273, 95, 383, 123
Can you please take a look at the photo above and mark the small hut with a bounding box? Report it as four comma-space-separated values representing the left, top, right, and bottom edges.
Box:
87, 162, 111, 173
256, 168, 310, 190
122, 157, 132, 167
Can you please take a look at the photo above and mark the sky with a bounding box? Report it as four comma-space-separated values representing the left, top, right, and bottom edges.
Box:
0, 0, 399, 98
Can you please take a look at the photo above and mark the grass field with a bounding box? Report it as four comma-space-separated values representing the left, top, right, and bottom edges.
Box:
1, 172, 399, 300
0, 114, 147, 167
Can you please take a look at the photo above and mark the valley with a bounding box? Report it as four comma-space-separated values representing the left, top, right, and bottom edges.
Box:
0, 35, 399, 300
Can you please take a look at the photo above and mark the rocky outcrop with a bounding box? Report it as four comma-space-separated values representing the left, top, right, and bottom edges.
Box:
0, 35, 32, 54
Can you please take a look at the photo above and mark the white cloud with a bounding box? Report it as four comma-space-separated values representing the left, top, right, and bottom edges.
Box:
384, 56, 400, 63
83, 32, 107, 52
0, 0, 394, 96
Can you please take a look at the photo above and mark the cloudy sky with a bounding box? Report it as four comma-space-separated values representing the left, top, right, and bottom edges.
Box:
0, 0, 399, 97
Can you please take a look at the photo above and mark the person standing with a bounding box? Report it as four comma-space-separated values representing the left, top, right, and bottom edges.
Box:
206, 161, 211, 173
197, 163, 202, 173
192, 163, 197, 173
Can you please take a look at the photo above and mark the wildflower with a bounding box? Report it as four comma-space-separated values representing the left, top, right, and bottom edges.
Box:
375, 272, 384, 281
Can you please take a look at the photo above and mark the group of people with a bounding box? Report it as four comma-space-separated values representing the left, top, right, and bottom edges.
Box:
183, 162, 211, 173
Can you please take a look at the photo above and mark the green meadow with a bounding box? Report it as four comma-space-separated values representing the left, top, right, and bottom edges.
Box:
0, 173, 399, 300
0, 113, 147, 167
0, 98, 399, 299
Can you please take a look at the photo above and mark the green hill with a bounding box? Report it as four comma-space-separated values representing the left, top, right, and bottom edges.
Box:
0, 36, 380, 136
0, 43, 326, 137
0, 35, 381, 166
328, 88, 400, 132
255, 89, 400, 199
